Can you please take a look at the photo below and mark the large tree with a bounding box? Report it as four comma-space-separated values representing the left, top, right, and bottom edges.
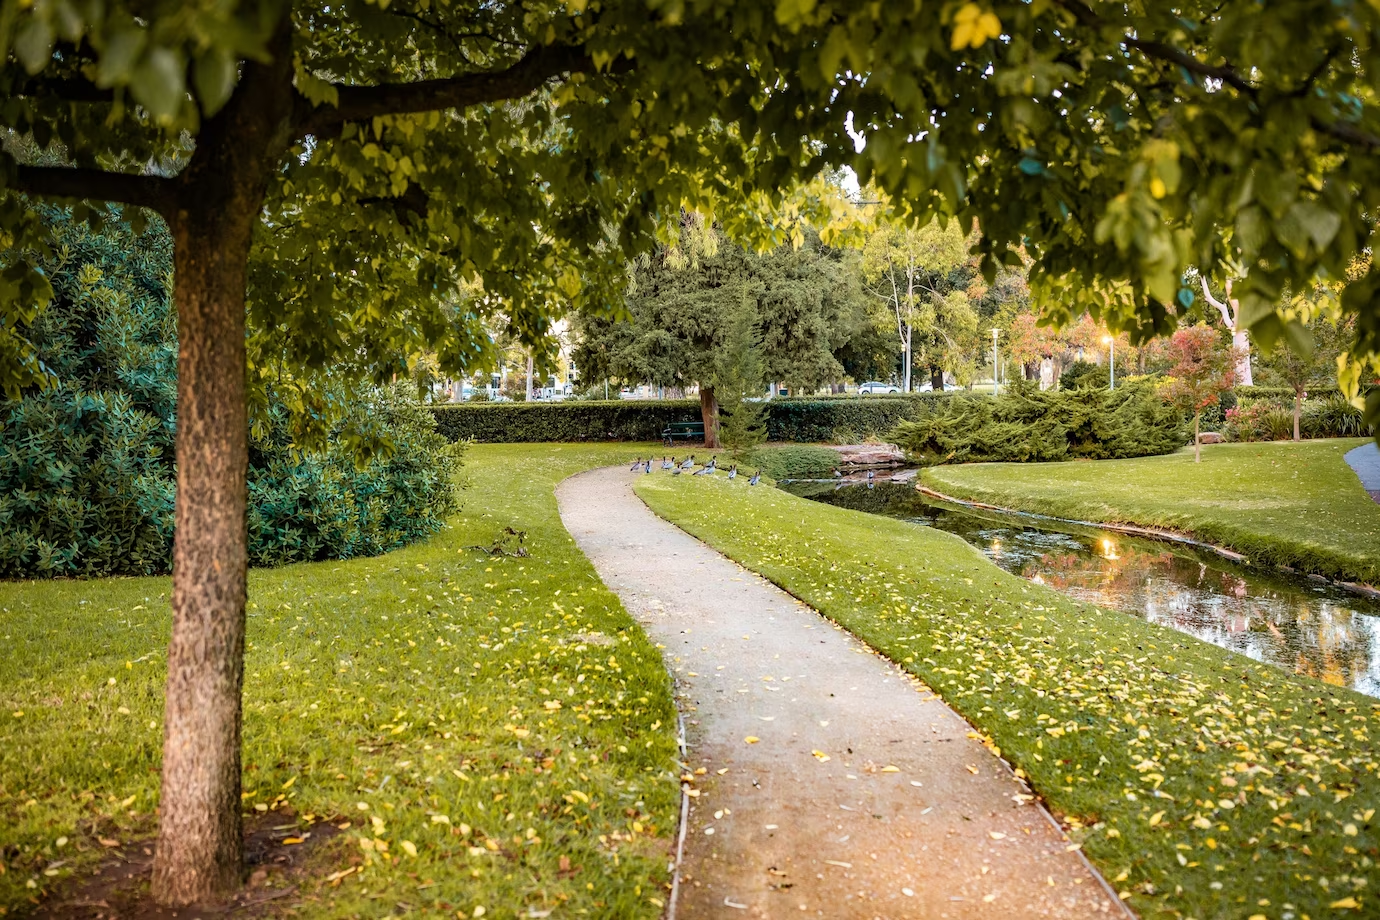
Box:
6, 0, 1380, 904
859, 216, 971, 391
572, 219, 868, 445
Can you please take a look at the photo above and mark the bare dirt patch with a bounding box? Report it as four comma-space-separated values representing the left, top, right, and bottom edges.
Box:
31, 813, 344, 920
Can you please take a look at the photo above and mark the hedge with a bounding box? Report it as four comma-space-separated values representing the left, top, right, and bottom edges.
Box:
891, 379, 1186, 465
430, 393, 956, 444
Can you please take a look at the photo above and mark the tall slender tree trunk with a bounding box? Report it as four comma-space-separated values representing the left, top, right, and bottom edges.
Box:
1294, 389, 1303, 442
1194, 411, 1201, 463
903, 324, 912, 392
700, 385, 721, 449
930, 365, 944, 391
151, 21, 295, 906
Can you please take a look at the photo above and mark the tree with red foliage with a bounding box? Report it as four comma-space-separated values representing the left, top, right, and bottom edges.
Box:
1158, 325, 1237, 462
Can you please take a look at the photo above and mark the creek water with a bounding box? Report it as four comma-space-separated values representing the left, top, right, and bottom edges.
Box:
780, 479, 1380, 698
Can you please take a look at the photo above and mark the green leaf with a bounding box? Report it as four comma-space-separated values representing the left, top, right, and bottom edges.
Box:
14, 17, 56, 74
193, 47, 238, 116
130, 48, 186, 120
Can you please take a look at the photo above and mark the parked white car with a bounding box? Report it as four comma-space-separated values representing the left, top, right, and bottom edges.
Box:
857, 381, 900, 394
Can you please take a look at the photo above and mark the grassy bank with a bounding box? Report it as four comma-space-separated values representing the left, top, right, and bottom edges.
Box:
920, 439, 1380, 586
0, 443, 678, 918
635, 472, 1380, 920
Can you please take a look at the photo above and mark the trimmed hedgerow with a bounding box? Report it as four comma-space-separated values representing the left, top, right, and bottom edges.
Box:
430, 393, 955, 444
891, 379, 1185, 465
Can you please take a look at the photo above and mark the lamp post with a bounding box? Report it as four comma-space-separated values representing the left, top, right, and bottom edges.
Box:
991, 328, 1001, 397
1103, 335, 1115, 390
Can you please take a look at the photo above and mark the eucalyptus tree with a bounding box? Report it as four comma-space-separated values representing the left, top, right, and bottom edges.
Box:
6, 0, 1380, 904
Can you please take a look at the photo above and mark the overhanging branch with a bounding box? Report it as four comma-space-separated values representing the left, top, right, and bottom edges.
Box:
12, 165, 175, 217
298, 43, 596, 134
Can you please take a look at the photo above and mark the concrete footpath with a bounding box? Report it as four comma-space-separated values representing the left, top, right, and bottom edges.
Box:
1345, 442, 1380, 503
557, 467, 1123, 919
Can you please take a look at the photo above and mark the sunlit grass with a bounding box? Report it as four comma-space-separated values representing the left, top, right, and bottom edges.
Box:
922, 439, 1380, 585
636, 471, 1380, 919
0, 443, 677, 918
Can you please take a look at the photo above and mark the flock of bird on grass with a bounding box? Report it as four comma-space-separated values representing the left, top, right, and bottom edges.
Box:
629, 455, 760, 486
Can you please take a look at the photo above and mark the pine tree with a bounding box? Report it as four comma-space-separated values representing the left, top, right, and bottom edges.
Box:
715, 294, 768, 460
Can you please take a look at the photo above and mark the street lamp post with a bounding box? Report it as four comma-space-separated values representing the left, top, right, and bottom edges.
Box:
991, 328, 1001, 397
1103, 335, 1115, 390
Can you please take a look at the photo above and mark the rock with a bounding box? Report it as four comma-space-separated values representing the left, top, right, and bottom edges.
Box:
829, 443, 905, 468
1197, 432, 1225, 445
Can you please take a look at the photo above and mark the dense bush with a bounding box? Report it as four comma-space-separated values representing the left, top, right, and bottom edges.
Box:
0, 209, 459, 579
891, 379, 1185, 465
1227, 395, 1372, 441
745, 444, 840, 479
431, 393, 953, 444
1058, 360, 1110, 390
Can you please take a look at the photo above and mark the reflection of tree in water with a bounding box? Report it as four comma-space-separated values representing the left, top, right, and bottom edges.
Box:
785, 481, 1380, 696
1014, 531, 1379, 694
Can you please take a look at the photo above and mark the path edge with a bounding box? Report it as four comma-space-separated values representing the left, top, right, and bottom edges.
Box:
620, 469, 1139, 920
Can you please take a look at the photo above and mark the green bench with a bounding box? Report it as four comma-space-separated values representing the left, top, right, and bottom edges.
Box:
662, 420, 706, 447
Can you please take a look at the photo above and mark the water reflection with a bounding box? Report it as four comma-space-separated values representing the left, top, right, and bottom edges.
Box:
782, 481, 1380, 697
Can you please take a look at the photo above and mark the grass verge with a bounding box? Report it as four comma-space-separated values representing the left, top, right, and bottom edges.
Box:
0, 443, 678, 919
635, 471, 1380, 920
920, 439, 1380, 586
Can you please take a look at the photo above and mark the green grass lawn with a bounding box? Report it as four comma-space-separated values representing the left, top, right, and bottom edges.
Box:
635, 472, 1380, 920
0, 443, 677, 918
921, 439, 1380, 586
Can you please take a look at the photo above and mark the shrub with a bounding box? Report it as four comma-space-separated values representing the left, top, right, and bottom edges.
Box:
1233, 404, 1294, 441
429, 393, 955, 444
0, 209, 459, 579
891, 379, 1185, 465
1302, 396, 1372, 439
247, 384, 463, 567
1059, 360, 1109, 390
744, 445, 840, 479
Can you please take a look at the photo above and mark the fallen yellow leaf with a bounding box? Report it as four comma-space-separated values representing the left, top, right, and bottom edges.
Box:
744, 736, 760, 744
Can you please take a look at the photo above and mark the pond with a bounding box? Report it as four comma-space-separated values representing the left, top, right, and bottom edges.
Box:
780, 479, 1380, 698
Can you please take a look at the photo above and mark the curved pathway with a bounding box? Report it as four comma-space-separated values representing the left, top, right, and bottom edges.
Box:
1346, 442, 1380, 503
557, 467, 1122, 919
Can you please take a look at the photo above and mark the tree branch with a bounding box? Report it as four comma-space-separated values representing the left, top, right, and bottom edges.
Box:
12, 165, 175, 217
298, 43, 597, 135
13, 73, 115, 103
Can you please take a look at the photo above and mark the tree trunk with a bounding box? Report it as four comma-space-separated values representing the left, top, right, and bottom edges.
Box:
1194, 411, 1201, 463
1233, 331, 1253, 387
930, 365, 944, 391
525, 354, 534, 400
902, 325, 912, 393
151, 21, 295, 907
700, 386, 721, 448
1294, 389, 1303, 442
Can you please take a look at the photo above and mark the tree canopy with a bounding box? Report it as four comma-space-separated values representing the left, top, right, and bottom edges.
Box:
6, 0, 1380, 904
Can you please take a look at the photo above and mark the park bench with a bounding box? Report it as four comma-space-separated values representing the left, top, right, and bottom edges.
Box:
662, 420, 706, 447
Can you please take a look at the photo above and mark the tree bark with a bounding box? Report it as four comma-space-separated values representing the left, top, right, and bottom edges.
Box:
700, 386, 721, 449
930, 365, 944, 391
1194, 411, 1201, 462
151, 21, 296, 907
903, 325, 913, 393
1294, 389, 1303, 442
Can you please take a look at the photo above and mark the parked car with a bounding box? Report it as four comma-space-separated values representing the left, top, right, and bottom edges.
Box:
857, 381, 900, 394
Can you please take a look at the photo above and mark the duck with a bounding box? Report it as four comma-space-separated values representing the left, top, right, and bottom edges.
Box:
629, 457, 641, 471
748, 471, 761, 486
706, 456, 717, 471
662, 456, 673, 470
727, 465, 738, 480
680, 456, 695, 470
644, 459, 652, 474
833, 468, 842, 478
692, 463, 713, 475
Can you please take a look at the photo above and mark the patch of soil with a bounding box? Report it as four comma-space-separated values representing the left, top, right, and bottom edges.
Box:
32, 811, 345, 920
